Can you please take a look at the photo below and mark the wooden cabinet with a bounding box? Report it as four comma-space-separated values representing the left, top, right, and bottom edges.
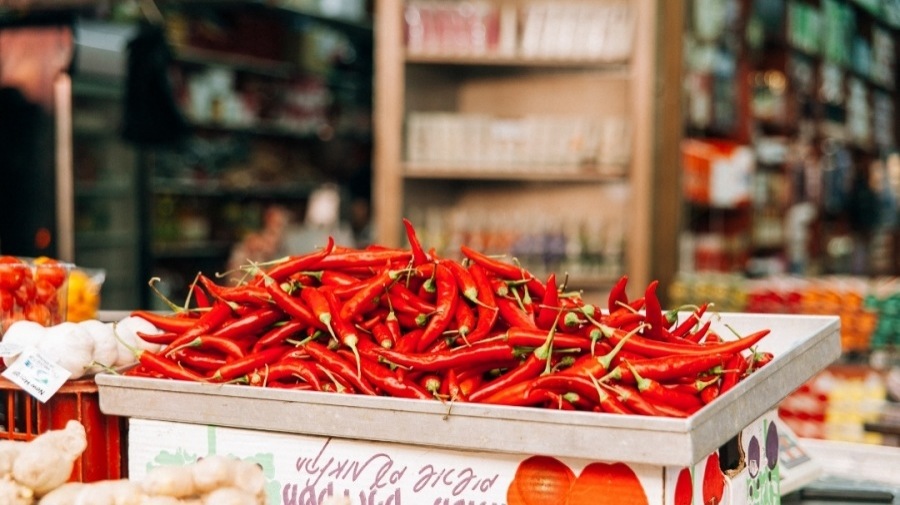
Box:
374, 0, 659, 293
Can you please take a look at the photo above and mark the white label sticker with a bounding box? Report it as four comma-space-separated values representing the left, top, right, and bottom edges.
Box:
2, 347, 70, 403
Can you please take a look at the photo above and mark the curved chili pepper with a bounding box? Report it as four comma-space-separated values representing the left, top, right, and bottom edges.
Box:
385, 281, 436, 314
600, 325, 770, 358
642, 280, 664, 340
321, 287, 365, 376
321, 269, 363, 292
314, 250, 413, 271
208, 346, 293, 382
212, 307, 283, 341
602, 310, 644, 331
140, 351, 205, 382
299, 286, 330, 327
166, 335, 246, 361
462, 263, 499, 344
354, 354, 432, 400
199, 276, 270, 306
719, 352, 750, 395
684, 320, 712, 343
253, 236, 335, 285
340, 268, 401, 322
171, 348, 228, 372
607, 353, 730, 384
700, 382, 721, 404
459, 245, 536, 283
304, 340, 377, 395
601, 382, 662, 416
607, 274, 629, 314
256, 358, 323, 391
414, 262, 459, 352
495, 294, 537, 330
453, 298, 475, 341
179, 300, 235, 341
442, 259, 479, 304
536, 273, 560, 330
626, 362, 703, 414
251, 321, 305, 353
670, 303, 709, 339
189, 276, 212, 309
468, 352, 544, 403
402, 218, 431, 266
135, 331, 179, 346
130, 310, 197, 333
372, 340, 518, 372
264, 280, 321, 329
505, 327, 598, 352
478, 379, 558, 406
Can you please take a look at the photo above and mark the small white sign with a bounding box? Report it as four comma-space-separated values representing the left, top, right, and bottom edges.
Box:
2, 347, 70, 403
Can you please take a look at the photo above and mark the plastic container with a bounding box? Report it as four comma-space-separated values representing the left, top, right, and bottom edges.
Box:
0, 377, 125, 482
0, 256, 71, 335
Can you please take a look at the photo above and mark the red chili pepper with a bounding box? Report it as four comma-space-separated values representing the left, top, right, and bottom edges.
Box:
602, 310, 644, 331
340, 268, 401, 322
166, 335, 246, 361
454, 298, 475, 341
608, 275, 629, 314
171, 348, 227, 372
670, 303, 709, 339
372, 340, 518, 372
304, 340, 377, 395
179, 300, 235, 341
321, 288, 365, 376
468, 353, 545, 403
478, 379, 558, 407
700, 382, 721, 404
601, 382, 662, 416
461, 264, 499, 345
642, 280, 664, 340
256, 358, 323, 390
684, 320, 712, 343
600, 325, 770, 358
135, 331, 179, 346
607, 353, 730, 384
264, 280, 321, 329
141, 351, 206, 381
212, 307, 283, 341
460, 245, 535, 283
314, 249, 412, 271
719, 352, 750, 395
495, 294, 537, 330
301, 286, 336, 335
505, 327, 598, 352
626, 362, 703, 414
355, 355, 432, 400
402, 218, 431, 266
443, 259, 479, 304
251, 321, 305, 353
189, 277, 212, 309
536, 273, 561, 330
385, 282, 436, 314
321, 269, 363, 292
129, 311, 197, 333
253, 236, 335, 285
414, 262, 459, 352
199, 276, 270, 306
208, 346, 292, 382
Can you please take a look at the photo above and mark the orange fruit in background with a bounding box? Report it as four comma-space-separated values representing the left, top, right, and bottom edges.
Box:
507, 455, 575, 505
566, 462, 648, 505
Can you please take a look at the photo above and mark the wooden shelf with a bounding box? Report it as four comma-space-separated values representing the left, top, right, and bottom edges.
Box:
374, 0, 658, 292
403, 163, 627, 182
406, 52, 632, 73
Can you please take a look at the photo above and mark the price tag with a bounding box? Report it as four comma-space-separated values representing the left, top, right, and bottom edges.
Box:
2, 347, 71, 403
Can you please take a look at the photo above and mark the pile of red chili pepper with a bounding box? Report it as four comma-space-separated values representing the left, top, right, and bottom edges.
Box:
125, 219, 774, 418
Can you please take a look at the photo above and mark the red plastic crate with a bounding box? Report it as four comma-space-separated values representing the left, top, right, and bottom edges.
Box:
0, 377, 125, 482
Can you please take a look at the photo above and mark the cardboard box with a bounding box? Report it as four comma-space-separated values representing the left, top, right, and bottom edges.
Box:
126, 410, 779, 505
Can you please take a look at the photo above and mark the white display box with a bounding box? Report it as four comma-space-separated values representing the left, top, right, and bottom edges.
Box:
100, 313, 840, 505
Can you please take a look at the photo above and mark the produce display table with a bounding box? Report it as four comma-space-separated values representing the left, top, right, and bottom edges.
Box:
96, 313, 841, 505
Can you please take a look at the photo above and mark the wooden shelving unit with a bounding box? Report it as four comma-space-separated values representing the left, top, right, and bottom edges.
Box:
373, 0, 660, 294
